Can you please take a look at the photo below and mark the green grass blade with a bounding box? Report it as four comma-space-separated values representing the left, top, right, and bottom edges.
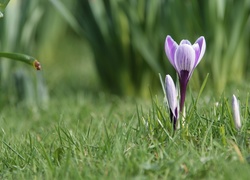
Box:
49, 0, 81, 35
0, 0, 9, 16
0, 52, 41, 70
2, 141, 26, 161
194, 73, 209, 107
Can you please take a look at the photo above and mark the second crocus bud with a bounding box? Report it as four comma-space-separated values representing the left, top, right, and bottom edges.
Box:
165, 75, 178, 130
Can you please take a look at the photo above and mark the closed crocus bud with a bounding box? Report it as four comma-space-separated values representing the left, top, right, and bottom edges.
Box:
232, 95, 241, 130
165, 75, 178, 130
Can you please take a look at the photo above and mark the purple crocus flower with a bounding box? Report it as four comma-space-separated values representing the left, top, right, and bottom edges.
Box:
165, 75, 178, 129
165, 35, 206, 112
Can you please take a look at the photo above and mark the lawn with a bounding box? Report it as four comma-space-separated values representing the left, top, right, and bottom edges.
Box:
1, 1, 250, 179
1, 66, 250, 179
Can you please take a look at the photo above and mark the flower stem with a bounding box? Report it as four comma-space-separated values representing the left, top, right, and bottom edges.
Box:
179, 70, 189, 113
179, 82, 187, 112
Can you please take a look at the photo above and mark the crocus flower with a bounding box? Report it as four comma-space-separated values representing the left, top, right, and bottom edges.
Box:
165, 75, 178, 129
232, 95, 241, 130
165, 35, 206, 112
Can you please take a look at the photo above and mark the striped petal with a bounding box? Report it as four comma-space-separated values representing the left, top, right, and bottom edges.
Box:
174, 44, 195, 77
194, 36, 206, 67
165, 75, 178, 119
165, 35, 178, 68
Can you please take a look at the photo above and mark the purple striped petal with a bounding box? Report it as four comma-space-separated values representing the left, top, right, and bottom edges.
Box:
174, 44, 195, 76
192, 43, 200, 67
165, 35, 178, 68
194, 36, 206, 67
165, 75, 178, 119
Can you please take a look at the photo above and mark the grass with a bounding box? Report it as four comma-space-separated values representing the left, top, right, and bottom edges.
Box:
1, 87, 250, 179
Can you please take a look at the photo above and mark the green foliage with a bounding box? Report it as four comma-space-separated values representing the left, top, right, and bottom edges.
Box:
1, 0, 249, 102
203, 0, 250, 94
0, 0, 9, 17
72, 0, 250, 96
1, 90, 250, 179
75, 0, 168, 96
0, 0, 49, 106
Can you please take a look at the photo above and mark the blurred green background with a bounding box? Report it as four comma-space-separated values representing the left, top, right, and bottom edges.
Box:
0, 0, 250, 106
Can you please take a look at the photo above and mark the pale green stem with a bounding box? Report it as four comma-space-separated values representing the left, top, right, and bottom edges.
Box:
0, 52, 41, 70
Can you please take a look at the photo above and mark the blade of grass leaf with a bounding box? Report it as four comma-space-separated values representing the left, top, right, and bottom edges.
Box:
49, 0, 81, 35
244, 93, 249, 122
185, 73, 209, 125
2, 141, 26, 161
0, 0, 9, 14
201, 118, 214, 155
194, 73, 209, 107
156, 118, 174, 142
159, 73, 166, 97
39, 143, 54, 170
0, 52, 41, 70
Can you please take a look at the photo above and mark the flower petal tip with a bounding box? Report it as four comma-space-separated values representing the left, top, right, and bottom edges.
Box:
165, 35, 178, 67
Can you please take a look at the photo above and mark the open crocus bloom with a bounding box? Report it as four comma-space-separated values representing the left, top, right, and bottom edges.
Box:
165, 75, 178, 129
165, 35, 206, 111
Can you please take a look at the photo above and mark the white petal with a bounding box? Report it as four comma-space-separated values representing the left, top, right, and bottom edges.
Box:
165, 75, 178, 118
194, 36, 206, 66
232, 95, 241, 130
180, 39, 191, 45
174, 44, 196, 74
